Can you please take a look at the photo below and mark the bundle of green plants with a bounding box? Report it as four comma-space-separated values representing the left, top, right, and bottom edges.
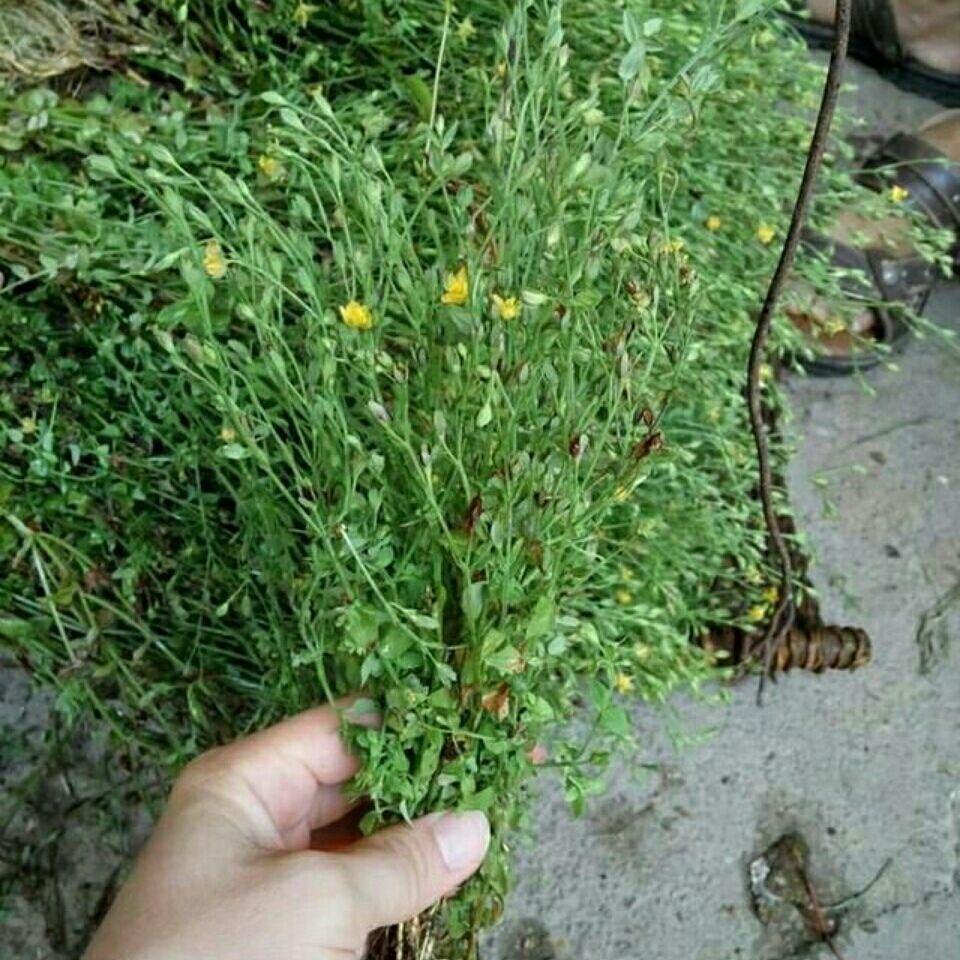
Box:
0, 1, 943, 954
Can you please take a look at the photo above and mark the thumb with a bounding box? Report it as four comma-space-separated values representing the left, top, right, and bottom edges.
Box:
338, 811, 490, 932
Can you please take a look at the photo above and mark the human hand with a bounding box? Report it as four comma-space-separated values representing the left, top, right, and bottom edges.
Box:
83, 702, 490, 960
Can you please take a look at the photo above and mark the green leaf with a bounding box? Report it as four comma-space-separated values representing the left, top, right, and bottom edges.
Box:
618, 41, 646, 82
462, 582, 484, 624
402, 74, 433, 121
485, 644, 522, 675
408, 611, 439, 631
380, 626, 413, 659
86, 155, 117, 178
219, 443, 249, 460
476, 399, 493, 428
460, 786, 496, 811
279, 107, 306, 131
360, 653, 382, 684
600, 704, 631, 737
344, 606, 381, 652
343, 698, 380, 724
435, 662, 457, 686
0, 617, 33, 639
416, 729, 443, 780
525, 594, 555, 641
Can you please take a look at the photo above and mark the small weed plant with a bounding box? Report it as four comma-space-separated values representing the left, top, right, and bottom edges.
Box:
0, 1, 943, 954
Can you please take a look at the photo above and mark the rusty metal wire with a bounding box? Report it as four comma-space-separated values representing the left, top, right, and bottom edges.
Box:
746, 0, 853, 702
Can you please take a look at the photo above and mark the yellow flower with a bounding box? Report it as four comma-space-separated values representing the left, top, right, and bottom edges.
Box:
614, 484, 630, 502
757, 224, 776, 246
754, 28, 776, 48
339, 300, 374, 330
760, 362, 774, 384
441, 265, 469, 306
20, 416, 37, 436
457, 17, 476, 42
747, 604, 768, 623
491, 293, 521, 320
706, 215, 722, 232
615, 589, 633, 606
614, 673, 634, 694
746, 567, 763, 585
292, 3, 317, 26
258, 154, 281, 178
203, 240, 227, 279
763, 585, 780, 604
658, 238, 685, 255
889, 184, 909, 204
220, 426, 237, 443
633, 642, 650, 661
494, 61, 507, 79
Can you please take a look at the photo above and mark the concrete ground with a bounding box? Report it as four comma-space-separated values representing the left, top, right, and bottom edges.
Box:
486, 63, 960, 960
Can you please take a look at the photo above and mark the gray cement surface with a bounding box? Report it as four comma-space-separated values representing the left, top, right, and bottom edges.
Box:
486, 62, 960, 960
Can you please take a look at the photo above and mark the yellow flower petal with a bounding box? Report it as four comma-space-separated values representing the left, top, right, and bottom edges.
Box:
658, 238, 685, 255
747, 604, 768, 623
889, 184, 909, 204
441, 265, 469, 306
614, 673, 634, 694
203, 240, 227, 279
615, 589, 633, 606
258, 154, 281, 178
491, 293, 521, 320
220, 426, 237, 443
763, 585, 780, 604
339, 300, 374, 330
293, 3, 317, 26
757, 225, 776, 246
706, 215, 722, 232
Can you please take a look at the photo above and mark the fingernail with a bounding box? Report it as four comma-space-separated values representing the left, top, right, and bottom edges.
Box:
431, 811, 490, 872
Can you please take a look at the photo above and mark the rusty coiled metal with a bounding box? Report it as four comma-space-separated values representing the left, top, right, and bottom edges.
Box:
700, 622, 871, 673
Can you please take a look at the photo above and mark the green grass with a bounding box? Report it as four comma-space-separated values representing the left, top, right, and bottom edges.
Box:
0, 1, 945, 954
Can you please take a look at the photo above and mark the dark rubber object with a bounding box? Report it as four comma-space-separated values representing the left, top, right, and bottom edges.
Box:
798, 226, 931, 376
798, 123, 960, 375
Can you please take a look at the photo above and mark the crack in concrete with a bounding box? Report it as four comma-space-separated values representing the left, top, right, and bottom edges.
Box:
766, 885, 959, 960
950, 788, 960, 893
862, 883, 956, 925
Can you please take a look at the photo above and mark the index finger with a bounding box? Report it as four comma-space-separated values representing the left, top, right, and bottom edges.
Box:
179, 698, 377, 847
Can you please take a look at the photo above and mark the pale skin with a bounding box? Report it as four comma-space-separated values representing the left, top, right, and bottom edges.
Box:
808, 0, 960, 73
83, 703, 490, 960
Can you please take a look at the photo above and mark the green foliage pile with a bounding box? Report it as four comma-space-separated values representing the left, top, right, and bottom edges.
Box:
0, 0, 930, 952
